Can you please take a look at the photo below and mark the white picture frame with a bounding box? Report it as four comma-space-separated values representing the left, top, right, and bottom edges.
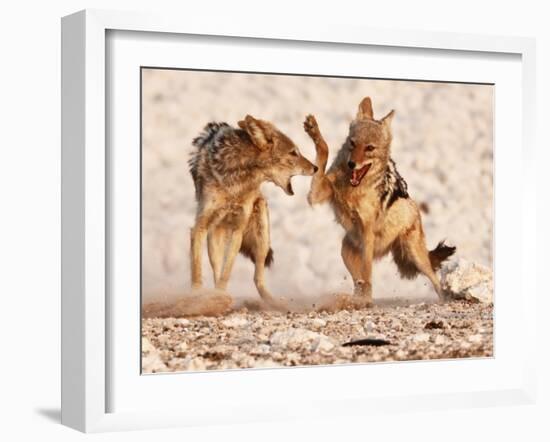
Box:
61, 9, 537, 433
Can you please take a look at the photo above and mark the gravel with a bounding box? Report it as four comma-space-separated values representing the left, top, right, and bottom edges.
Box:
141, 300, 493, 373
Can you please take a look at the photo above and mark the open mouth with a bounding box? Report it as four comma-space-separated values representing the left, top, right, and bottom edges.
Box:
350, 163, 371, 187
285, 178, 294, 196
272, 175, 295, 196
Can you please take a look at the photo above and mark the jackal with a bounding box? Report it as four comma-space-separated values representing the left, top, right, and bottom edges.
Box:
304, 97, 455, 305
189, 116, 317, 309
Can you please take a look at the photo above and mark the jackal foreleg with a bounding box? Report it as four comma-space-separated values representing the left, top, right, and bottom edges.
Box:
358, 225, 375, 303
304, 114, 333, 205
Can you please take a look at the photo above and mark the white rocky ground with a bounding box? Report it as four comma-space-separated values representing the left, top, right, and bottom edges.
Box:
142, 300, 493, 373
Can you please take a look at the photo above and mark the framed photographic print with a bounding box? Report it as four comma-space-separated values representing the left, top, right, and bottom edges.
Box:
61, 9, 537, 432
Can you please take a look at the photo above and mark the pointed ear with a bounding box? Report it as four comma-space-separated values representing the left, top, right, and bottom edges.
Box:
356, 97, 374, 120
238, 115, 272, 150
381, 109, 395, 127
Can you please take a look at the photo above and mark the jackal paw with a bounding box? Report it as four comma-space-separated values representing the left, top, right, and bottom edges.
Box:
262, 296, 290, 313
303, 114, 321, 140
353, 280, 373, 304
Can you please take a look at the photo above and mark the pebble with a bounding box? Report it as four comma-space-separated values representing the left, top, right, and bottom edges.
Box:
395, 349, 407, 359
434, 335, 447, 346
176, 342, 188, 352
270, 328, 326, 350
412, 333, 431, 343
468, 334, 483, 344
311, 318, 327, 329
315, 337, 336, 353
142, 337, 155, 353
222, 317, 249, 328
184, 357, 207, 371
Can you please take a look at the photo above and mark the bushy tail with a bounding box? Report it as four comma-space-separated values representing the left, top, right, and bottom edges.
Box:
429, 241, 456, 271
239, 246, 274, 267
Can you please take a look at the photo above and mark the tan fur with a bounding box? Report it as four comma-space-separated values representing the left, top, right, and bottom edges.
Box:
304, 98, 455, 305
190, 116, 316, 310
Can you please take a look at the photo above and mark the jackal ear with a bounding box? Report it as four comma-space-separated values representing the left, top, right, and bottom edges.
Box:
381, 109, 395, 127
356, 97, 374, 120
238, 115, 272, 150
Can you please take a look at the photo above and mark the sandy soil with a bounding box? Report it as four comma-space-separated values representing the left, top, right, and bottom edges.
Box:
142, 300, 493, 373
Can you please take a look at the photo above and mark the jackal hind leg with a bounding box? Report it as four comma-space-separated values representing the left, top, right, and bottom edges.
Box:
190, 209, 217, 289
216, 203, 254, 291
207, 225, 228, 285
341, 234, 373, 306
243, 199, 288, 311
395, 221, 444, 300
216, 228, 245, 291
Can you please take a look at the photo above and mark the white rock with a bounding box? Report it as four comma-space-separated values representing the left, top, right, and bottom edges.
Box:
141, 337, 155, 353
311, 318, 327, 329
142, 352, 168, 373
434, 335, 447, 346
176, 342, 188, 352
221, 316, 249, 328
412, 333, 431, 343
184, 357, 207, 371
468, 334, 483, 344
440, 259, 493, 303
252, 359, 281, 368
141, 338, 169, 373
250, 344, 271, 356
365, 320, 376, 333
395, 349, 407, 359
315, 336, 335, 353
270, 328, 335, 352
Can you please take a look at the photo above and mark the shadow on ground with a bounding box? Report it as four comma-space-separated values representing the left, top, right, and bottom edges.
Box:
35, 407, 61, 423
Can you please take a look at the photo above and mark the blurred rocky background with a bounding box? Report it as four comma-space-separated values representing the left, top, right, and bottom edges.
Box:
141, 69, 493, 306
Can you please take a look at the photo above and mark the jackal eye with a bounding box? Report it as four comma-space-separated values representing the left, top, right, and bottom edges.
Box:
349, 139, 356, 148
365, 144, 375, 152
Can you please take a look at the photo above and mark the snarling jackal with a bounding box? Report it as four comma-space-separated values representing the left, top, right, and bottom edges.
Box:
304, 97, 455, 305
189, 116, 317, 309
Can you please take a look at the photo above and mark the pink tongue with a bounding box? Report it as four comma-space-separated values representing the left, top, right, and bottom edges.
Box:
352, 170, 359, 181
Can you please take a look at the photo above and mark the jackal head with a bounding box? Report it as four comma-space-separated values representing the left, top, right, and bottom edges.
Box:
346, 97, 394, 187
238, 115, 317, 195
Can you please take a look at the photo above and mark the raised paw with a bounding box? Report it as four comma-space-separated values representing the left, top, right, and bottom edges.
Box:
303, 114, 321, 140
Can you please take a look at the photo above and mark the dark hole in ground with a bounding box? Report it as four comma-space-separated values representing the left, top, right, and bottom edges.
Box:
342, 338, 391, 347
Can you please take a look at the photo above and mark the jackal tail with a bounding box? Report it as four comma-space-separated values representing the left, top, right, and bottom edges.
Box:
393, 239, 456, 279
239, 245, 274, 268
429, 241, 456, 271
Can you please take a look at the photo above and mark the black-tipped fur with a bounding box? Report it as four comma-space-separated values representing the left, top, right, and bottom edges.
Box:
392, 239, 456, 280
429, 241, 456, 271
239, 244, 274, 268
391, 241, 420, 280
